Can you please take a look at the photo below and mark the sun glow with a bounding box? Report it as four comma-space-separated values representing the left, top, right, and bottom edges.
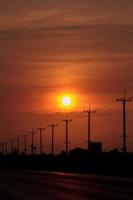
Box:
62, 96, 71, 106
57, 93, 76, 110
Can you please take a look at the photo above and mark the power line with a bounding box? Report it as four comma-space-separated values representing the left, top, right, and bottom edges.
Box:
96, 101, 116, 112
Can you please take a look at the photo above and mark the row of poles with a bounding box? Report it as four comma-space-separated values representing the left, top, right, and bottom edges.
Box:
0, 117, 70, 156
0, 92, 132, 155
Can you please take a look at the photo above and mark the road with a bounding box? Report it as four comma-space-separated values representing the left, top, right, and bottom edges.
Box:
0, 170, 133, 200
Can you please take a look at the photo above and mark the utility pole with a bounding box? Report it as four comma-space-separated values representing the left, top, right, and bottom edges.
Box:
48, 123, 57, 155
0, 144, 2, 153
30, 130, 36, 156
36, 128, 45, 155
4, 143, 8, 154
83, 104, 95, 151
33, 147, 37, 155
10, 140, 14, 153
117, 91, 132, 153
62, 114, 72, 155
22, 135, 28, 154
16, 138, 20, 154
2, 143, 4, 155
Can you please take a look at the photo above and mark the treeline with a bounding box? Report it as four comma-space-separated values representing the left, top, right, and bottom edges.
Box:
0, 148, 133, 177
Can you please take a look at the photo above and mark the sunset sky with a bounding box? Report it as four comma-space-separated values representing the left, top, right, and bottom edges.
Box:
0, 0, 133, 153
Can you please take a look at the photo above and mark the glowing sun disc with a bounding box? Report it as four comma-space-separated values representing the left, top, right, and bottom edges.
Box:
62, 96, 71, 106
57, 93, 76, 110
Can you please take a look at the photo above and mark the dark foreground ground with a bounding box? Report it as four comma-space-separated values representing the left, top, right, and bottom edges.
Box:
0, 170, 133, 200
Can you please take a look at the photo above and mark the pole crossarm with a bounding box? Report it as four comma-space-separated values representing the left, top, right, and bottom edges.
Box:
117, 98, 132, 102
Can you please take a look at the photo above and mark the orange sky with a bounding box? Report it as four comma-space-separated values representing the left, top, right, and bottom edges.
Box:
0, 0, 133, 153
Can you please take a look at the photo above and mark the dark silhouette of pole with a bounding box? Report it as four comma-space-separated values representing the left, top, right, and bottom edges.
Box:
22, 135, 28, 154
62, 114, 72, 155
16, 138, 20, 154
117, 91, 132, 153
0, 143, 8, 154
30, 130, 36, 156
2, 143, 4, 154
83, 104, 95, 151
0, 144, 2, 153
48, 123, 57, 155
4, 143, 8, 154
36, 128, 45, 155
34, 147, 37, 155
10, 140, 14, 153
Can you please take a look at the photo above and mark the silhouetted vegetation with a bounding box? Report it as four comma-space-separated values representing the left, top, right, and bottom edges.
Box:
0, 147, 133, 178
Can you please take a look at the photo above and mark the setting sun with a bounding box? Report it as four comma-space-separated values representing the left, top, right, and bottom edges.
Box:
62, 96, 71, 107
57, 93, 76, 110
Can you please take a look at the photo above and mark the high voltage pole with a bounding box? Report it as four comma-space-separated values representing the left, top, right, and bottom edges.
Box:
22, 135, 28, 154
3, 143, 7, 154
62, 114, 72, 155
117, 91, 132, 153
36, 127, 45, 155
83, 104, 95, 151
10, 140, 14, 153
4, 143, 8, 154
16, 138, 20, 154
30, 130, 36, 156
48, 123, 57, 155
2, 143, 4, 154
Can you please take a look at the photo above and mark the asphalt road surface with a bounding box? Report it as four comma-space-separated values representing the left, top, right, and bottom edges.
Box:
0, 170, 133, 200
